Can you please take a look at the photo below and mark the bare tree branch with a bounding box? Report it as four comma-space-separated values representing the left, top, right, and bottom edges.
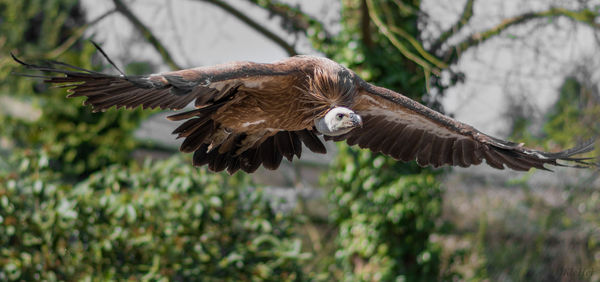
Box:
430, 0, 475, 53
112, 0, 182, 70
361, 0, 373, 49
444, 7, 600, 63
244, 0, 330, 37
199, 0, 297, 56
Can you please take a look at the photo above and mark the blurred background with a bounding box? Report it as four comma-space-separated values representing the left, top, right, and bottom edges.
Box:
1, 0, 600, 280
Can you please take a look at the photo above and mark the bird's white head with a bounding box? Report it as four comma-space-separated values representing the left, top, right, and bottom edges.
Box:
315, 107, 363, 136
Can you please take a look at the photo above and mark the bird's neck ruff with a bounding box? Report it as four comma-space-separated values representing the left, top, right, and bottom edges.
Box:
296, 67, 357, 118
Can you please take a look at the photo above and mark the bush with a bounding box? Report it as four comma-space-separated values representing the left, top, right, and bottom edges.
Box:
329, 145, 443, 281
0, 152, 308, 281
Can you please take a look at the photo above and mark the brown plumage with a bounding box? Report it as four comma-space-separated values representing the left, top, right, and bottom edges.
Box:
12, 49, 597, 174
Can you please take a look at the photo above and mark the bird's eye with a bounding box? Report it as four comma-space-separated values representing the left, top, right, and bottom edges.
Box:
336, 113, 344, 120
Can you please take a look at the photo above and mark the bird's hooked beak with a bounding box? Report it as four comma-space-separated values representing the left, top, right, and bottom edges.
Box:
350, 113, 363, 128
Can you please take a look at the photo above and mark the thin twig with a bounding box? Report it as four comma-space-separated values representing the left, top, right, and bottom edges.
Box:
392, 0, 421, 16
46, 9, 117, 59
244, 0, 330, 37
430, 0, 475, 53
388, 25, 447, 69
379, 3, 446, 69
198, 0, 297, 56
112, 0, 182, 70
366, 0, 441, 76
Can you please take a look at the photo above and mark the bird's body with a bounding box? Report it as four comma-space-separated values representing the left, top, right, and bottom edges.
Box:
12, 50, 596, 174
202, 56, 344, 135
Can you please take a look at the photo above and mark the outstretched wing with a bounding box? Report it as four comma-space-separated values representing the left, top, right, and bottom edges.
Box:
12, 51, 329, 174
11, 53, 298, 112
329, 82, 596, 171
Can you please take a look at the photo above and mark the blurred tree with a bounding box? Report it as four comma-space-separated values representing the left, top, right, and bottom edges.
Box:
544, 75, 600, 146
465, 71, 600, 280
322, 1, 445, 280
0, 0, 148, 179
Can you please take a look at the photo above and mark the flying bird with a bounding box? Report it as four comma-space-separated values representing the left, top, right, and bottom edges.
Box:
12, 48, 596, 174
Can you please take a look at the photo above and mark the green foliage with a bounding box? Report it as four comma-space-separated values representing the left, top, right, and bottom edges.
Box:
543, 77, 600, 146
0, 0, 77, 52
319, 1, 429, 99
0, 152, 307, 281
0, 0, 149, 178
330, 147, 443, 281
